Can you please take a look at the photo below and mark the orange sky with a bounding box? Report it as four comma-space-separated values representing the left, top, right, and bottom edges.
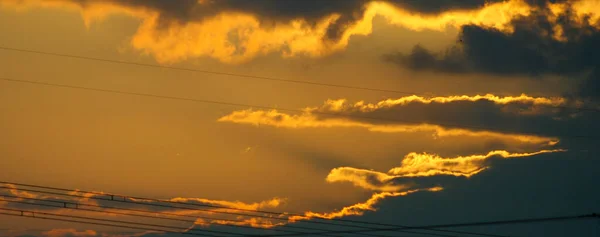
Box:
0, 0, 599, 237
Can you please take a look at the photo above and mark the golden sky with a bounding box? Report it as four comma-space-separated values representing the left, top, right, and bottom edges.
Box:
0, 0, 599, 237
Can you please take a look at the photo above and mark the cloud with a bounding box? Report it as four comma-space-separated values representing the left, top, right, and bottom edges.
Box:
0, 0, 560, 64
326, 149, 565, 192
326, 167, 409, 192
0, 182, 445, 236
310, 94, 567, 112
0, 184, 288, 229
291, 187, 443, 221
385, 1, 600, 98
217, 93, 587, 145
35, 229, 156, 237
387, 149, 565, 177
42, 229, 99, 237
168, 197, 284, 211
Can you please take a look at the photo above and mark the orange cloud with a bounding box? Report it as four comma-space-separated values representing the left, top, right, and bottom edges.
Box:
291, 187, 443, 221
326, 149, 566, 192
388, 149, 566, 177
218, 93, 563, 146
169, 197, 285, 212
312, 94, 566, 113
0, 183, 288, 229
218, 109, 557, 145
203, 218, 287, 229
43, 229, 98, 237
3, 0, 598, 63
41, 229, 155, 237
547, 0, 600, 41
326, 167, 408, 192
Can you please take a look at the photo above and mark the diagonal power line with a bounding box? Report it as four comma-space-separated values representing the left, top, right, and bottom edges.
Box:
0, 46, 416, 95
0, 208, 217, 237
0, 182, 509, 237
0, 77, 597, 141
3, 194, 445, 237
0, 46, 599, 113
0, 195, 315, 236
0, 198, 453, 237
249, 213, 600, 237
0, 186, 458, 237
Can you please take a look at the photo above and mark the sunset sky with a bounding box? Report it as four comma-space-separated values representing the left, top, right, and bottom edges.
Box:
0, 0, 599, 237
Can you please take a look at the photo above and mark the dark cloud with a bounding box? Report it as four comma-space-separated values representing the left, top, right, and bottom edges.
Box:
75, 0, 508, 20
65, 0, 529, 41
316, 99, 600, 142
577, 68, 600, 99
386, 0, 505, 14
359, 149, 600, 237
385, 4, 600, 98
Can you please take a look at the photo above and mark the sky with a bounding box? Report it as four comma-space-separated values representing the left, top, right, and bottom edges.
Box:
0, 0, 599, 236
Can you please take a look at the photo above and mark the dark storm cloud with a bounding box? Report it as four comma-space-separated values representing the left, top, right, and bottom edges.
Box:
360, 148, 600, 237
72, 0, 509, 20
310, 98, 600, 141
385, 3, 600, 98
220, 95, 599, 145
65, 0, 519, 40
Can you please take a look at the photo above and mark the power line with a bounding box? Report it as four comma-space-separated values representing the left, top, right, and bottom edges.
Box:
0, 211, 440, 237
1, 195, 402, 237
0, 228, 141, 235
0, 186, 403, 237
0, 195, 309, 235
1, 46, 598, 114
0, 46, 416, 95
0, 208, 213, 237
250, 213, 600, 237
0, 77, 596, 141
0, 199, 451, 237
0, 207, 231, 237
0, 182, 508, 237
0, 207, 244, 237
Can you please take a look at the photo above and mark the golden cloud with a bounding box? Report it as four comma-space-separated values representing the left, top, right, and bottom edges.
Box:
218, 109, 558, 145
218, 94, 564, 145
3, 0, 599, 63
312, 93, 567, 112
547, 0, 600, 41
41, 228, 155, 237
388, 149, 566, 177
291, 187, 443, 221
326, 167, 408, 192
0, 183, 289, 229
169, 197, 285, 211
326, 149, 566, 192
42, 229, 99, 237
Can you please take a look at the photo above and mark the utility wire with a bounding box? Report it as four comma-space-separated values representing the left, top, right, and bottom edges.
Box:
250, 213, 600, 237
0, 195, 308, 235
0, 207, 231, 237
0, 46, 598, 113
0, 182, 507, 237
1, 207, 246, 237
0, 186, 401, 237
0, 199, 448, 237
0, 46, 416, 95
0, 208, 215, 237
0, 77, 595, 141
1, 195, 406, 237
